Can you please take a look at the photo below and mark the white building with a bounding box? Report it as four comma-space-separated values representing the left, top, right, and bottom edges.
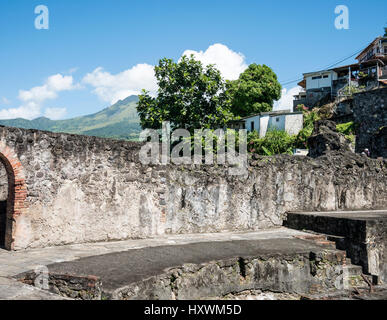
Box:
293, 29, 387, 110
303, 70, 338, 91
230, 110, 304, 138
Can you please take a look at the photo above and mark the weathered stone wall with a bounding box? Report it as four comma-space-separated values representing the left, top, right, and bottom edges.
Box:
353, 87, 387, 156
0, 126, 386, 250
112, 250, 347, 300
294, 88, 331, 110
0, 163, 8, 201
372, 126, 387, 159
20, 273, 101, 300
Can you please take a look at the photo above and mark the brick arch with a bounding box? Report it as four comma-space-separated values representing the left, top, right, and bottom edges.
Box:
0, 142, 27, 250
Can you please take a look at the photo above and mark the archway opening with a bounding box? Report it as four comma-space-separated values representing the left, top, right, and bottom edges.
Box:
0, 144, 25, 251
0, 161, 8, 248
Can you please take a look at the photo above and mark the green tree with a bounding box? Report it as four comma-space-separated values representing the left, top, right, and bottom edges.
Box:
227, 64, 282, 117
137, 55, 233, 131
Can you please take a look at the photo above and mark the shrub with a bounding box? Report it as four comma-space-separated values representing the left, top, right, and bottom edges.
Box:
336, 121, 356, 147
336, 121, 355, 136
248, 129, 296, 156
294, 109, 320, 149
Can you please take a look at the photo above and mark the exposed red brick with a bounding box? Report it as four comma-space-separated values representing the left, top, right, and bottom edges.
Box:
0, 143, 28, 250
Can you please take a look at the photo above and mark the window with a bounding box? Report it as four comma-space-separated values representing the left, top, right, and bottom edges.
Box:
250, 121, 254, 131
323, 75, 329, 78
312, 76, 322, 80
276, 117, 280, 122
384, 47, 387, 54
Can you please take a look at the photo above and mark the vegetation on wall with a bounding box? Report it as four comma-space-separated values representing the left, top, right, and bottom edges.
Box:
336, 121, 356, 145
294, 105, 320, 149
339, 84, 366, 97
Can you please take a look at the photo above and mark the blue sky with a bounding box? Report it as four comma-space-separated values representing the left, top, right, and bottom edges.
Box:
0, 0, 386, 119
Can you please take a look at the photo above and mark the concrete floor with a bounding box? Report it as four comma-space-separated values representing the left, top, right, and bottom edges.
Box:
0, 227, 311, 299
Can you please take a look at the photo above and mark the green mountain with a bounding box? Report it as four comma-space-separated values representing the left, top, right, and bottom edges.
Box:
0, 95, 142, 141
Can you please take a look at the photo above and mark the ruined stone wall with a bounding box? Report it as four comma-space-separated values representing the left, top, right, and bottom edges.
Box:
353, 87, 387, 156
0, 126, 386, 250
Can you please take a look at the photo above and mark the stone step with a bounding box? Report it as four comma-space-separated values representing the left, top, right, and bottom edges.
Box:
285, 210, 387, 283
326, 235, 347, 250
314, 240, 337, 248
294, 233, 327, 241
342, 264, 375, 291
344, 264, 363, 277
296, 233, 357, 266
295, 232, 340, 249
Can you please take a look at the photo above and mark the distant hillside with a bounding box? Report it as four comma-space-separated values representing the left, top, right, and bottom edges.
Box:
0, 95, 142, 141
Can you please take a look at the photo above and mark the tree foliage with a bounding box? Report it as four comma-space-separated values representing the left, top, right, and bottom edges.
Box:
137, 55, 233, 132
227, 64, 282, 117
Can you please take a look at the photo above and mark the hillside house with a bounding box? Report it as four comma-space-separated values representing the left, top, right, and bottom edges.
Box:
229, 110, 303, 138
293, 29, 387, 110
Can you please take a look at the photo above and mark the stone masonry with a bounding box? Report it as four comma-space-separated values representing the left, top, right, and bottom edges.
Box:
353, 87, 387, 157
0, 125, 386, 250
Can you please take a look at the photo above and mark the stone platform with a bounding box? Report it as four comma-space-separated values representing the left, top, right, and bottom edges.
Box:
0, 227, 372, 300
18, 237, 346, 299
1, 225, 385, 300
285, 210, 387, 284
0, 228, 346, 300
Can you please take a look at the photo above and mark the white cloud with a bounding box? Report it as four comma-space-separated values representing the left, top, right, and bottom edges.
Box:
18, 74, 76, 103
0, 74, 77, 120
182, 43, 247, 80
0, 102, 41, 119
82, 64, 157, 104
273, 86, 302, 111
83, 44, 248, 104
18, 85, 57, 103
44, 107, 67, 120
46, 74, 75, 91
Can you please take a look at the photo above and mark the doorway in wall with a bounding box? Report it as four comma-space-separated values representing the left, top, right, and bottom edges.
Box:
0, 162, 8, 248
